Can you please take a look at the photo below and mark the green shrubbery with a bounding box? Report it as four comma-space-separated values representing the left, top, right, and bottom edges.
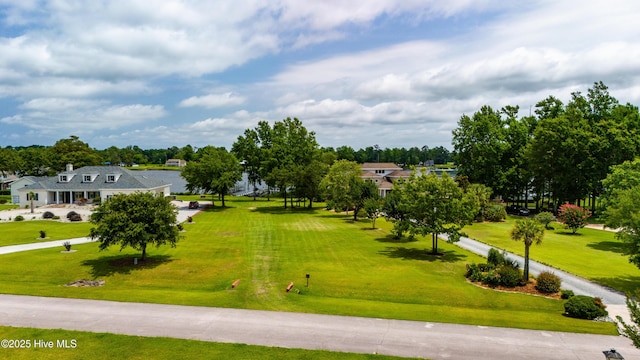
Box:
483, 204, 507, 222
535, 271, 561, 294
534, 211, 556, 229
466, 249, 523, 288
564, 295, 607, 319
561, 289, 575, 299
42, 211, 55, 219
67, 211, 82, 222
14, 215, 24, 221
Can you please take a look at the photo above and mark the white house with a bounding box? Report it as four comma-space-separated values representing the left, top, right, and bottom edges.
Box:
14, 164, 171, 207
10, 176, 40, 204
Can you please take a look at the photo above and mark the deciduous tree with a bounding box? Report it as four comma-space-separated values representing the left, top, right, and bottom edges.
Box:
181, 146, 242, 207
89, 192, 180, 261
393, 170, 478, 254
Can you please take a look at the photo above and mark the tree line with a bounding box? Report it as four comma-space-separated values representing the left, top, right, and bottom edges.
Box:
0, 137, 451, 178
452, 81, 640, 214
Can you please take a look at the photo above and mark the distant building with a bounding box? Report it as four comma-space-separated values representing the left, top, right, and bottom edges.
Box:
165, 159, 187, 167
360, 163, 411, 198
13, 164, 170, 207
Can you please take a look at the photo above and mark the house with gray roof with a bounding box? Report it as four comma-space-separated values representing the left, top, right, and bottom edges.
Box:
15, 164, 171, 207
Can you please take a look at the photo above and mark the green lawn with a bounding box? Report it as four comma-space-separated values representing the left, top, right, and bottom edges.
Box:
463, 217, 640, 294
0, 197, 616, 335
0, 326, 410, 360
0, 221, 93, 246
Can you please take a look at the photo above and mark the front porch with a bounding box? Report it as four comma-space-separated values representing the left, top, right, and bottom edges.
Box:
48, 190, 101, 205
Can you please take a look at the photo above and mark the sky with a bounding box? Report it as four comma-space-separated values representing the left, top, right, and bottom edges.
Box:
1, 1, 640, 151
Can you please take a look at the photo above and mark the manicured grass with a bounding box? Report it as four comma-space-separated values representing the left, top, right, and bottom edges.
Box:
0, 204, 19, 211
0, 198, 616, 335
0, 221, 92, 246
463, 217, 640, 294
0, 326, 409, 360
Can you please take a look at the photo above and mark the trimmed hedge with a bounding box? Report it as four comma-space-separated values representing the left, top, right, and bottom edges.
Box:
564, 295, 607, 319
536, 271, 561, 294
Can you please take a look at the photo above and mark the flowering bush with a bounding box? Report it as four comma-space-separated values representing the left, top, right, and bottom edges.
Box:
557, 203, 591, 234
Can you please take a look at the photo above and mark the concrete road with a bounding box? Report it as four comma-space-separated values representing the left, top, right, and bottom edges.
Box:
0, 294, 638, 360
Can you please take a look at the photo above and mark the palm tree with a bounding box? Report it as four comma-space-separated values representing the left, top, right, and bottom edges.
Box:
510, 219, 545, 282
28, 191, 35, 214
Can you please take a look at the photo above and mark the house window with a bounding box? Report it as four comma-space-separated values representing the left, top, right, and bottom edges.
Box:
107, 175, 116, 182
27, 193, 39, 200
83, 175, 92, 182
59, 175, 68, 182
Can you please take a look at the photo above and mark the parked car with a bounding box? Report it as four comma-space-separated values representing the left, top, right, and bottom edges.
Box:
188, 201, 199, 209
506, 205, 530, 216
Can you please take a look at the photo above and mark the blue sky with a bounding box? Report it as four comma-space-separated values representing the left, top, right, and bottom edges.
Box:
1, 1, 640, 151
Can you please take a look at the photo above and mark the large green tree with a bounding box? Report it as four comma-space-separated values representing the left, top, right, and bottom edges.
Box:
393, 170, 478, 254
49, 136, 103, 171
89, 192, 180, 261
510, 219, 545, 281
181, 146, 242, 207
452, 105, 509, 198
602, 158, 640, 268
320, 160, 361, 213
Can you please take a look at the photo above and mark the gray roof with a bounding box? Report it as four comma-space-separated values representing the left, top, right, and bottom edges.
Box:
22, 166, 170, 191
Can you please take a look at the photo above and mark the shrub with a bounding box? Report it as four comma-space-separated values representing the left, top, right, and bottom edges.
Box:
14, 215, 24, 221
63, 241, 71, 251
534, 211, 556, 229
0, 199, 7, 204
42, 211, 55, 219
0, 190, 9, 195
557, 203, 591, 234
92, 196, 101, 205
561, 289, 575, 299
187, 216, 193, 223
536, 271, 561, 294
52, 215, 60, 220
67, 211, 82, 222
483, 204, 507, 222
482, 271, 501, 287
564, 295, 608, 319
177, 223, 184, 231
497, 265, 523, 287
487, 248, 505, 267
39, 230, 46, 239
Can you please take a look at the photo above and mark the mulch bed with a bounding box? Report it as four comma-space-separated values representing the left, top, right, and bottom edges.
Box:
470, 279, 562, 300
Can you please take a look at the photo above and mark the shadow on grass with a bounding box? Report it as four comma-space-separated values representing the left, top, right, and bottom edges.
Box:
250, 205, 321, 215
379, 246, 466, 262
587, 241, 628, 254
82, 254, 173, 279
375, 235, 418, 243
591, 275, 640, 295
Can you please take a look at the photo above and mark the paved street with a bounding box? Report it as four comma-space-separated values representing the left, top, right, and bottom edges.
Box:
1, 294, 638, 360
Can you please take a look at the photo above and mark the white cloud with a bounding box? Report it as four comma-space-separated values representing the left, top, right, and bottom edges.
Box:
179, 93, 246, 109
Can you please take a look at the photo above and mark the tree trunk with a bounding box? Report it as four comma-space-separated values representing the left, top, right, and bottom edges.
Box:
523, 245, 530, 282
283, 188, 287, 208
221, 193, 226, 207
141, 243, 147, 261
210, 193, 215, 207
432, 233, 439, 255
